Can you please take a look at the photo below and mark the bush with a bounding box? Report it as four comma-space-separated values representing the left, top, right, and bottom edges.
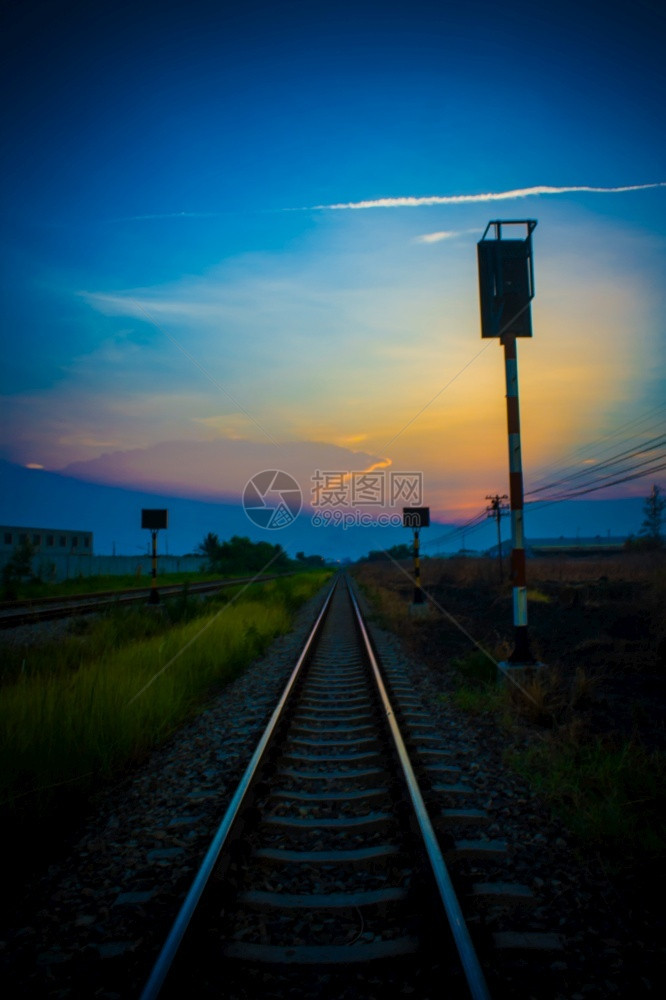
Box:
1, 539, 35, 599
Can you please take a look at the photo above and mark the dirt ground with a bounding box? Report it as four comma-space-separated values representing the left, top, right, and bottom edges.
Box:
355, 552, 666, 750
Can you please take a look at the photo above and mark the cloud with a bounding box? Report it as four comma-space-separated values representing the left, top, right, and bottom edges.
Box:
315, 182, 666, 211
414, 228, 483, 244
101, 182, 666, 224
59, 438, 393, 504
414, 231, 458, 243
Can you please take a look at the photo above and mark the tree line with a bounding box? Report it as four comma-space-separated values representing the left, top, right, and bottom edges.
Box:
197, 533, 325, 574
624, 484, 665, 552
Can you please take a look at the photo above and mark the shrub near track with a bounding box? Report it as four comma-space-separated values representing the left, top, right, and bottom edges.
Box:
506, 737, 666, 860
0, 572, 331, 826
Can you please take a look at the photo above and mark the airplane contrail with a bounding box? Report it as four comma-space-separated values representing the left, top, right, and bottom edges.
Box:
315, 182, 666, 210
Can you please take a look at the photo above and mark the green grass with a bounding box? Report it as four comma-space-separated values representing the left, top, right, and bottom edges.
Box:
448, 651, 665, 861
448, 651, 666, 859
438, 687, 506, 716
448, 655, 665, 860
1, 589, 214, 685
0, 571, 331, 821
450, 649, 498, 686
0, 574, 324, 686
443, 650, 510, 718
506, 737, 666, 859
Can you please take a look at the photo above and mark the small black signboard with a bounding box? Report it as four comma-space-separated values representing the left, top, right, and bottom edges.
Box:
403, 507, 430, 528
141, 509, 168, 530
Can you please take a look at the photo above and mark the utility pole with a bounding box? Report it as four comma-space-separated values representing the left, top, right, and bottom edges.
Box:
478, 220, 537, 666
486, 494, 509, 581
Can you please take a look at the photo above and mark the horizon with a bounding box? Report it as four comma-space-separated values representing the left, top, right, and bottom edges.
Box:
0, 458, 651, 563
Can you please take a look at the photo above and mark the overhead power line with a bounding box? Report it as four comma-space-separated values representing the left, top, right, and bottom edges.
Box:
525, 434, 666, 499
526, 459, 666, 507
419, 404, 664, 553
526, 401, 666, 492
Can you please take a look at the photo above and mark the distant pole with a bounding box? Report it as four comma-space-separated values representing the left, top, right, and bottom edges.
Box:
149, 530, 160, 604
403, 507, 429, 606
142, 509, 168, 606
412, 527, 424, 603
486, 493, 509, 582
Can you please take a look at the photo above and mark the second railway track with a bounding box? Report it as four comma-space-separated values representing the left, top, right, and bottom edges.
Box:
0, 573, 295, 629
142, 574, 491, 999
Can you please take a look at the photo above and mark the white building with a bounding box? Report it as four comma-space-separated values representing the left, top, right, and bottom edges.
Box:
1, 525, 93, 556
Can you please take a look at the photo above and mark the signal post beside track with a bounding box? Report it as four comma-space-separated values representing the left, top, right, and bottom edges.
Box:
403, 506, 430, 612
141, 509, 168, 605
478, 220, 540, 669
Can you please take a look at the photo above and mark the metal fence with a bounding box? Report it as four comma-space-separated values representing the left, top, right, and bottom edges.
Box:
1, 553, 208, 583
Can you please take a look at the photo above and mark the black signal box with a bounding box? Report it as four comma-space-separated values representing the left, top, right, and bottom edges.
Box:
478, 221, 536, 338
403, 507, 430, 528
141, 509, 168, 530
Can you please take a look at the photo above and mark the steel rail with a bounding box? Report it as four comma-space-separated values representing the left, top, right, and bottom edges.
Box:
0, 573, 297, 628
0, 573, 296, 611
140, 575, 339, 1000
346, 578, 491, 1000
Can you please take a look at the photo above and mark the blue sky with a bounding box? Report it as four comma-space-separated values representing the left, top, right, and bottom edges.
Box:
1, 0, 665, 542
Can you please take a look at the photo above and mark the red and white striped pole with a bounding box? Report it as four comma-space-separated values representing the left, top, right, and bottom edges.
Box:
478, 220, 538, 665
502, 332, 533, 663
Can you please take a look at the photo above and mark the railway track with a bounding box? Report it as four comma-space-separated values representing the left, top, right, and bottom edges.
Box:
0, 573, 294, 629
141, 574, 494, 999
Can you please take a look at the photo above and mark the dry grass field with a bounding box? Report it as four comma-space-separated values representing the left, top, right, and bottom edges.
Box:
354, 553, 666, 872
356, 552, 666, 748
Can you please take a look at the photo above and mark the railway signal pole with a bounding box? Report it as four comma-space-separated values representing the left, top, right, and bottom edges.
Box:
141, 509, 169, 605
478, 220, 537, 665
485, 493, 509, 581
403, 507, 430, 606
